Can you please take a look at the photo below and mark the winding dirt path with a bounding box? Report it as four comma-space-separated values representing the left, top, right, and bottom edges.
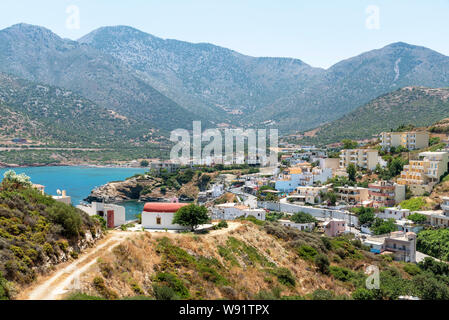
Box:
19, 231, 135, 300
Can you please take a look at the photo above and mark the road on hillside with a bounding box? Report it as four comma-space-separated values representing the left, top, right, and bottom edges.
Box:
20, 231, 134, 300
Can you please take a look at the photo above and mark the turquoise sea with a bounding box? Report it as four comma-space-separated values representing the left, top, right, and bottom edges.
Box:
0, 166, 147, 220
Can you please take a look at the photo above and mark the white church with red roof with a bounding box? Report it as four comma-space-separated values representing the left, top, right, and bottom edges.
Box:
141, 202, 190, 230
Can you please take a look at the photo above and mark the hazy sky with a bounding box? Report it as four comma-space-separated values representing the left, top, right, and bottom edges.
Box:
1, 0, 448, 68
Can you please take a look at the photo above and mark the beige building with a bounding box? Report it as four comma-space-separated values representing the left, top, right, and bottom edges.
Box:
339, 149, 379, 170
336, 186, 370, 205
397, 151, 449, 195
294, 185, 330, 204
380, 131, 429, 151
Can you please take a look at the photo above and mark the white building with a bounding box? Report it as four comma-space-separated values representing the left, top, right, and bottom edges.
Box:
211, 203, 266, 221
275, 166, 333, 192
278, 219, 315, 231
77, 202, 126, 228
141, 202, 190, 230
377, 207, 411, 220
52, 190, 71, 205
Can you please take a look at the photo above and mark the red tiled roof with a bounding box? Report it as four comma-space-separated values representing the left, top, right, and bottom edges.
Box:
143, 202, 189, 213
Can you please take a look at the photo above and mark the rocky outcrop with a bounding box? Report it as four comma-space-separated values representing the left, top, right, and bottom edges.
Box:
84, 175, 178, 203
85, 178, 145, 202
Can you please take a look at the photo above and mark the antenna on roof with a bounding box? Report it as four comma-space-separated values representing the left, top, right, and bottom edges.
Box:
56, 189, 62, 195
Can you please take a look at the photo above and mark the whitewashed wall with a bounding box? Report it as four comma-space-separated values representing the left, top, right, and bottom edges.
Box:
257, 201, 359, 227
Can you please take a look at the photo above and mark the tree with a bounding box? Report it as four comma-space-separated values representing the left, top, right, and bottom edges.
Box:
388, 157, 405, 177
347, 164, 357, 182
342, 139, 358, 149
172, 204, 210, 231
140, 160, 149, 167
2, 170, 32, 187
321, 191, 337, 206
358, 207, 375, 225
291, 212, 316, 223
407, 213, 427, 224
372, 218, 396, 235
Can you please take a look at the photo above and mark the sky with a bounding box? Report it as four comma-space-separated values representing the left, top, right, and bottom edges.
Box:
0, 0, 448, 68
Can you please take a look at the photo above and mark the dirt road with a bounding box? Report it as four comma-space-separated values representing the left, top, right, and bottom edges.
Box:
20, 231, 135, 300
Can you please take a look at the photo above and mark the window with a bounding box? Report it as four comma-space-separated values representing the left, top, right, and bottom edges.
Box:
156, 216, 161, 225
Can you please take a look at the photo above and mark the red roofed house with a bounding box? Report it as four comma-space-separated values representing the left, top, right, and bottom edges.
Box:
142, 202, 189, 230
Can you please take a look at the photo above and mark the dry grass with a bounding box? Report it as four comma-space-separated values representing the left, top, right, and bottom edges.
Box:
74, 222, 371, 300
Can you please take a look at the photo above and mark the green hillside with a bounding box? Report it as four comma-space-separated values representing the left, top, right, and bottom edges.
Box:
0, 171, 102, 299
301, 87, 449, 145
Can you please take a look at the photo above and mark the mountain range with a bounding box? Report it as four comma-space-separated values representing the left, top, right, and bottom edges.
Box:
1, 23, 449, 141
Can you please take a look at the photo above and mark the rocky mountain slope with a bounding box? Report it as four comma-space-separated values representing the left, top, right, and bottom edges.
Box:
0, 24, 208, 134
78, 27, 449, 132
2, 23, 449, 135
259, 42, 449, 131
79, 26, 322, 124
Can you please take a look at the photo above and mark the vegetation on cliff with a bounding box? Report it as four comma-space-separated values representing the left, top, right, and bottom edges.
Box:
0, 171, 101, 299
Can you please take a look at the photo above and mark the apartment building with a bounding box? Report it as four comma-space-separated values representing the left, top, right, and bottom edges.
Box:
362, 231, 416, 262
380, 131, 429, 151
339, 149, 379, 170
397, 151, 449, 195
294, 185, 330, 204
336, 186, 369, 205
368, 181, 406, 207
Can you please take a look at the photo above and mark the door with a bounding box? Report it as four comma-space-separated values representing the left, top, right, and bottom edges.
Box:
107, 210, 115, 228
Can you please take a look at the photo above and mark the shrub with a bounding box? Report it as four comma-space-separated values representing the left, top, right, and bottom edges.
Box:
92, 276, 118, 300
66, 292, 105, 300
403, 263, 421, 276
255, 287, 282, 300
0, 272, 12, 300
297, 245, 318, 261
154, 272, 189, 299
408, 213, 427, 224
152, 285, 179, 300
314, 254, 330, 274
47, 202, 83, 237
352, 288, 376, 300
272, 268, 296, 287
217, 220, 228, 229
330, 266, 354, 282
399, 197, 426, 211
312, 289, 334, 300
